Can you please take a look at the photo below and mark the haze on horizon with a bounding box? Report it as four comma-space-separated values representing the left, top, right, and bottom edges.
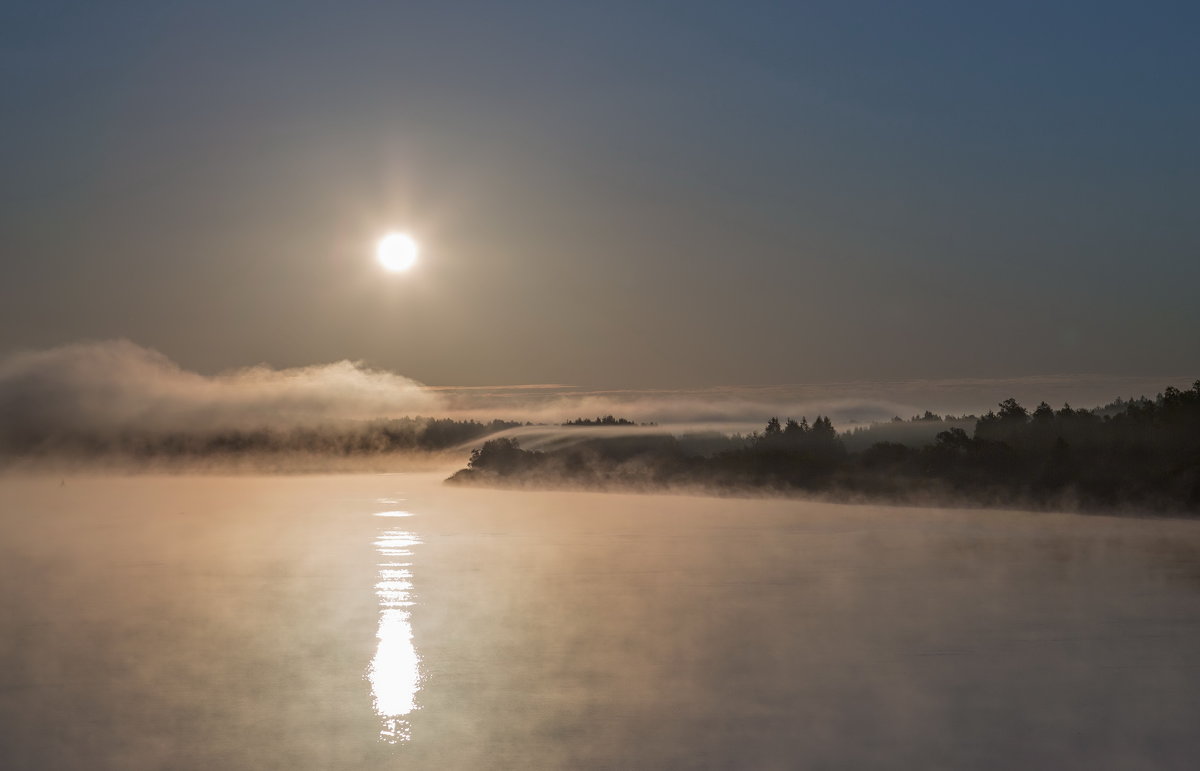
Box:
2, 2, 1197, 390
0, 341, 1192, 446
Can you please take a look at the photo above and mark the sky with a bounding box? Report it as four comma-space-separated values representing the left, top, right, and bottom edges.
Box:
2, 1, 1198, 395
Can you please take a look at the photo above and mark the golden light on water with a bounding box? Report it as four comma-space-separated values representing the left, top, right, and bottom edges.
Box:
376, 232, 419, 272
368, 507, 422, 743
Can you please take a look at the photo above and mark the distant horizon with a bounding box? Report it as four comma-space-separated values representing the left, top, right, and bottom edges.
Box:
1, 340, 1192, 438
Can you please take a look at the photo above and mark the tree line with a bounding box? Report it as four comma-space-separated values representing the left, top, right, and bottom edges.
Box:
451, 382, 1200, 513
0, 417, 526, 459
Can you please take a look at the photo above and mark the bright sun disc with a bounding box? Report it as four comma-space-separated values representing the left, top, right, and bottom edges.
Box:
377, 233, 419, 272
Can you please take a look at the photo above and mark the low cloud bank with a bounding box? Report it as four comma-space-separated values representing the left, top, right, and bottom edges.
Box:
440, 389, 913, 428
0, 340, 440, 443
435, 375, 1193, 428
0, 341, 915, 449
1, 340, 1189, 459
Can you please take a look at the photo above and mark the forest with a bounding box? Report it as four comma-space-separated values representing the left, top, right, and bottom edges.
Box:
0, 417, 526, 460
450, 382, 1200, 513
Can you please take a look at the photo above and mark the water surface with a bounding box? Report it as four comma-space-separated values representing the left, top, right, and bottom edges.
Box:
2, 474, 1200, 769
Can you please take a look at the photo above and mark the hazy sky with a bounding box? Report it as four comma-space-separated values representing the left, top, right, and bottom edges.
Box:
3, 1, 1197, 389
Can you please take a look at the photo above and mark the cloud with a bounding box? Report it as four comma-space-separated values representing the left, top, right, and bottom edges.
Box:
430, 374, 1193, 428
0, 340, 441, 442
1, 340, 1188, 452
437, 387, 913, 428
0, 341, 924, 448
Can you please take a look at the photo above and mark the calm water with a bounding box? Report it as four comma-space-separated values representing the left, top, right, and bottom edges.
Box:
2, 473, 1200, 769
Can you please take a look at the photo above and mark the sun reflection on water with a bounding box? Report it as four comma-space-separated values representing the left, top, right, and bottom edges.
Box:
367, 511, 422, 743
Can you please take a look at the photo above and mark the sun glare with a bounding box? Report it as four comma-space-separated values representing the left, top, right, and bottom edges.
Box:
377, 232, 419, 272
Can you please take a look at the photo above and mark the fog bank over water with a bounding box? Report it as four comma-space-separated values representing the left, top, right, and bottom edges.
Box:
1, 341, 1190, 446
0, 339, 438, 436
3, 474, 1200, 769
437, 375, 1199, 427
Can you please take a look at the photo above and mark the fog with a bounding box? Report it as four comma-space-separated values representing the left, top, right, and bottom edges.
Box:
0, 341, 932, 467
3, 474, 1200, 769
0, 339, 437, 436
0, 342, 906, 447
447, 422, 752, 454
5, 342, 1187, 454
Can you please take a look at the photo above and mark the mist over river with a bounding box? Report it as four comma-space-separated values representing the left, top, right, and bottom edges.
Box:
3, 473, 1200, 769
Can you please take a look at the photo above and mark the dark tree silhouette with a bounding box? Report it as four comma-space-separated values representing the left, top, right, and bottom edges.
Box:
450, 381, 1200, 514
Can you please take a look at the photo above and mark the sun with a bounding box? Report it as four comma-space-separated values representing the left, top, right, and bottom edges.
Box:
376, 232, 419, 272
